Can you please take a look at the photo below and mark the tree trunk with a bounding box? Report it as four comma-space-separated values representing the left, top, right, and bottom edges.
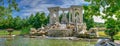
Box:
111, 36, 114, 42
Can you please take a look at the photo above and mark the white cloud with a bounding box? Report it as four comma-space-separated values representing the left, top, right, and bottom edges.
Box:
93, 16, 105, 23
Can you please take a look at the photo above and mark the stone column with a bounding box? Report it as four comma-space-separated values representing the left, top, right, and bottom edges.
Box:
55, 11, 59, 23
49, 13, 52, 24
79, 7, 83, 23
49, 10, 53, 24
72, 10, 75, 23
62, 10, 68, 24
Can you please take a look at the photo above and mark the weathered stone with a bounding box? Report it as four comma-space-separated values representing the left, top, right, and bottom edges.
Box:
47, 29, 73, 37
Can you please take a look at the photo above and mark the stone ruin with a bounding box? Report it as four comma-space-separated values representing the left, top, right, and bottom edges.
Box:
88, 28, 99, 38
47, 5, 86, 37
29, 28, 47, 37
29, 5, 99, 37
48, 5, 83, 26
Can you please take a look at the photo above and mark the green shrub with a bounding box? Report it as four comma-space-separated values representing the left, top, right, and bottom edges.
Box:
114, 36, 120, 40
20, 26, 32, 35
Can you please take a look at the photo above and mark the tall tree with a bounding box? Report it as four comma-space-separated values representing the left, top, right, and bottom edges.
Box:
28, 14, 35, 26
5, 15, 14, 28
0, 0, 19, 29
105, 18, 119, 42
83, 6, 95, 30
40, 12, 46, 27
13, 16, 22, 29
84, 0, 120, 42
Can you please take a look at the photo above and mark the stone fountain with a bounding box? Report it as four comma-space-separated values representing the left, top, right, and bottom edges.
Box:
6, 28, 14, 36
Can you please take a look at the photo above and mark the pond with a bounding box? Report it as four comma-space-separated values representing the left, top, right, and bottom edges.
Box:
0, 36, 96, 46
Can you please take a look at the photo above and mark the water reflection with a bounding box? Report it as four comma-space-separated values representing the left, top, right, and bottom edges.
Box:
0, 38, 6, 46
0, 36, 96, 46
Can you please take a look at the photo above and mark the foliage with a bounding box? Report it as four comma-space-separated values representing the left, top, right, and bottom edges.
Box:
94, 22, 105, 27
0, 12, 48, 30
84, 0, 120, 42
114, 36, 120, 40
104, 18, 119, 41
20, 26, 32, 35
83, 6, 94, 30
0, 0, 19, 17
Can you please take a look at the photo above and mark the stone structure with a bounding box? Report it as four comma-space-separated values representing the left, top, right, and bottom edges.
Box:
48, 7, 60, 24
48, 5, 83, 25
30, 28, 47, 37
47, 5, 86, 37
88, 28, 99, 37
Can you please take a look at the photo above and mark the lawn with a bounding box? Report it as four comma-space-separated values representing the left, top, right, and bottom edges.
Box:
98, 31, 120, 40
98, 31, 120, 36
0, 30, 20, 35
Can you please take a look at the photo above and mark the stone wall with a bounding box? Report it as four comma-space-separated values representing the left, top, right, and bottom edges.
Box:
47, 29, 73, 37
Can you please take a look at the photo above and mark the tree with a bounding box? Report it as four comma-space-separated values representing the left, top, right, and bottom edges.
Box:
105, 18, 119, 42
28, 14, 35, 27
5, 15, 14, 28
84, 0, 120, 42
0, 0, 19, 29
33, 12, 41, 28
83, 6, 94, 30
13, 16, 22, 29
0, 0, 19, 17
39, 12, 46, 27
0, 17, 6, 29
44, 15, 49, 25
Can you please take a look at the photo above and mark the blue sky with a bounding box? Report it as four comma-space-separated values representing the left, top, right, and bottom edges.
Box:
12, 0, 90, 18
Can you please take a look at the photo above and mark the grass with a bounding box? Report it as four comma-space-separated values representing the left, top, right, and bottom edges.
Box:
98, 31, 120, 36
98, 31, 120, 40
0, 30, 20, 36
98, 31, 107, 37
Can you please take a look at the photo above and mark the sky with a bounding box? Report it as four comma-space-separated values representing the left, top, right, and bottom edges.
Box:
12, 0, 104, 23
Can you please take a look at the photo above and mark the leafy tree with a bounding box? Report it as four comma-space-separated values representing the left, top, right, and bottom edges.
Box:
5, 15, 14, 28
83, 6, 94, 30
84, 0, 120, 42
28, 14, 35, 27
0, 0, 19, 17
105, 18, 119, 42
44, 15, 49, 25
21, 18, 29, 28
40, 12, 46, 27
33, 12, 41, 28
31, 12, 47, 28
13, 16, 22, 29
0, 17, 6, 29
0, 0, 19, 29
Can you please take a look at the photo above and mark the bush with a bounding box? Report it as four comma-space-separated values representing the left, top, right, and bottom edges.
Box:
114, 36, 120, 40
20, 26, 32, 35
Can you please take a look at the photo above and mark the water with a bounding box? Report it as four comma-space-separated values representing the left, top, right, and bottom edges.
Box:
0, 36, 96, 46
